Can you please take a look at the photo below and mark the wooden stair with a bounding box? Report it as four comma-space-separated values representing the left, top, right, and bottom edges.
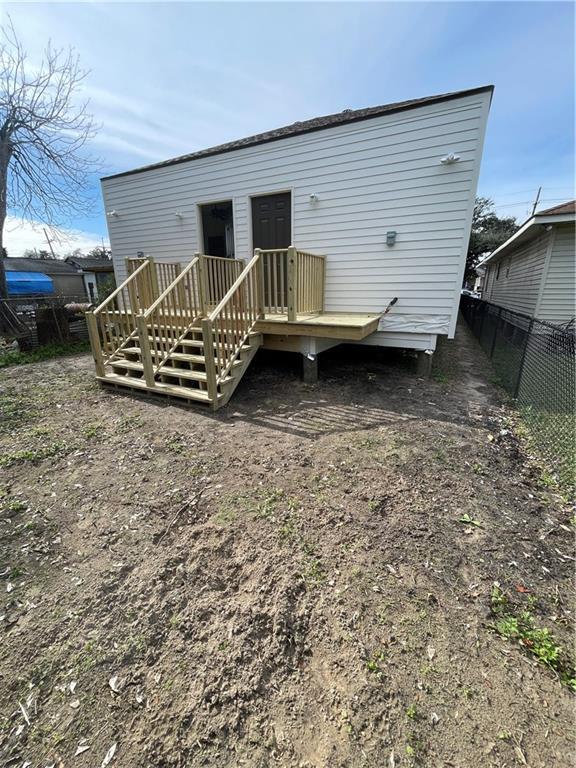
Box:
98, 321, 262, 408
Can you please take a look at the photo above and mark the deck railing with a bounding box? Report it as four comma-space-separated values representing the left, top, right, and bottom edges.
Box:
258, 247, 325, 320
86, 258, 156, 375
296, 249, 325, 315
202, 252, 263, 400
201, 255, 245, 307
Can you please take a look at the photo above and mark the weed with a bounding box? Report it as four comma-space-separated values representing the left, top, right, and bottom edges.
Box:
2, 499, 27, 514
302, 558, 325, 586
406, 703, 418, 720
472, 462, 485, 475
365, 650, 386, 675
490, 584, 575, 689
458, 512, 482, 528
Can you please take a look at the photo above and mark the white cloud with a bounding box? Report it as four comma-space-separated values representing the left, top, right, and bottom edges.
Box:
4, 216, 109, 258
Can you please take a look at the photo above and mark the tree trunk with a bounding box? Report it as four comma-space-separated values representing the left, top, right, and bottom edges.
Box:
0, 142, 11, 301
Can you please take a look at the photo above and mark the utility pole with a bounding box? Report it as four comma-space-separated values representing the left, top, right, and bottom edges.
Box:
43, 227, 57, 259
531, 186, 542, 217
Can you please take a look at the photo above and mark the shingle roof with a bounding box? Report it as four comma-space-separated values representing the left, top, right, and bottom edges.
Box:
3, 258, 79, 275
102, 85, 494, 181
536, 200, 576, 216
65, 256, 114, 272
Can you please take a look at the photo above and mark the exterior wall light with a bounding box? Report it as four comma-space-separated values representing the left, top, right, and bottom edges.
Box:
107, 210, 119, 218
440, 153, 461, 165
309, 193, 319, 203
386, 231, 397, 246
175, 212, 184, 219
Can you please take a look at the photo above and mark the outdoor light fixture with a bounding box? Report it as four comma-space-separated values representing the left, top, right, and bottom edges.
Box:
440, 153, 461, 165
309, 193, 319, 203
107, 210, 119, 218
175, 211, 184, 219
386, 231, 397, 246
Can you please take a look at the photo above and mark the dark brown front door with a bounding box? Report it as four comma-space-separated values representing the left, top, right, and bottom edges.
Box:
251, 192, 291, 250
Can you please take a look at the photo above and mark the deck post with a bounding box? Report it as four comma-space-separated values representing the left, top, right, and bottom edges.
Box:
201, 318, 218, 407
287, 245, 298, 322
196, 252, 208, 316
254, 249, 265, 318
415, 350, 433, 378
136, 313, 156, 388
85, 311, 105, 377
302, 353, 318, 384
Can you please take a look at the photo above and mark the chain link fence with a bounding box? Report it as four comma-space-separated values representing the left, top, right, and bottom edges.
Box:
461, 296, 575, 489
0, 295, 90, 350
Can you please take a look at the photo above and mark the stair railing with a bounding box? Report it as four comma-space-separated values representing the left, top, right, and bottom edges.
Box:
86, 258, 156, 376
140, 255, 203, 379
202, 252, 263, 401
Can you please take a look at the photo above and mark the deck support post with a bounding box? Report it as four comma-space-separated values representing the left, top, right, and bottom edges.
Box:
136, 313, 156, 388
302, 353, 318, 384
197, 252, 208, 316
86, 311, 105, 377
287, 245, 298, 322
415, 350, 433, 378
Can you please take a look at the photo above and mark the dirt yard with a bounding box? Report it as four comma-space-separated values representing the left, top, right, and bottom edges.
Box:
0, 323, 574, 768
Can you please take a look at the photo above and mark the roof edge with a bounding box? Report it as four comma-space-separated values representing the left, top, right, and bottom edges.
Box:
102, 85, 494, 182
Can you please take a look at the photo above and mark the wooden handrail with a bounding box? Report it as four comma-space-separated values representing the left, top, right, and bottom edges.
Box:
143, 256, 199, 319
208, 253, 260, 321
93, 258, 150, 315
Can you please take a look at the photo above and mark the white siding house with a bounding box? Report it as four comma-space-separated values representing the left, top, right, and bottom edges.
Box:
102, 86, 493, 355
481, 201, 575, 325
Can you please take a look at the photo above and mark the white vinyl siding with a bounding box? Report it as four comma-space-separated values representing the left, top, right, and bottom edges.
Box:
483, 231, 551, 316
102, 91, 491, 340
538, 225, 575, 324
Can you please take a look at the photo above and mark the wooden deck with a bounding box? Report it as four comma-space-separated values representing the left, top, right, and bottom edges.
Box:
256, 312, 380, 340
87, 250, 382, 409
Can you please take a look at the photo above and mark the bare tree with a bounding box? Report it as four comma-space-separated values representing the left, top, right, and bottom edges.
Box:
0, 18, 98, 297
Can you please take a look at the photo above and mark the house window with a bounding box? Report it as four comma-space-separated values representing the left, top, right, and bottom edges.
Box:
496, 262, 501, 280
505, 258, 511, 277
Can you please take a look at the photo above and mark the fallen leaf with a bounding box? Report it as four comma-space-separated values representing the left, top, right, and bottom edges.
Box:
75, 744, 91, 756
109, 676, 121, 693
426, 645, 436, 661
101, 742, 117, 767
515, 584, 530, 593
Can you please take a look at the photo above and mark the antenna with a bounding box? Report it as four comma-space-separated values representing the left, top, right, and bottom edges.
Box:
531, 186, 542, 216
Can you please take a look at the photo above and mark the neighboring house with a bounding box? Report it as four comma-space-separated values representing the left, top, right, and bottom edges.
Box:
4, 258, 86, 299
65, 255, 116, 302
480, 201, 575, 325
101, 86, 493, 355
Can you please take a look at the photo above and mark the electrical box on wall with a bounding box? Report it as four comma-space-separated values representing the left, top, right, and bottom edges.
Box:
386, 231, 397, 246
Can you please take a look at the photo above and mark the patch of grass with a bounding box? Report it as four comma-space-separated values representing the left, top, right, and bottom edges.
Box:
83, 423, 105, 439
490, 583, 575, 690
0, 441, 68, 468
0, 341, 90, 369
431, 369, 450, 385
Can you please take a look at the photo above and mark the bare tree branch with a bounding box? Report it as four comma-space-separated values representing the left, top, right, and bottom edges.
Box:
0, 14, 100, 281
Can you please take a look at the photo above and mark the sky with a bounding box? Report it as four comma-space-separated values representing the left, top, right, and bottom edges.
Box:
2, 0, 575, 256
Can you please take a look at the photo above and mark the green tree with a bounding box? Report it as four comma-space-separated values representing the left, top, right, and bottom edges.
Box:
466, 197, 518, 281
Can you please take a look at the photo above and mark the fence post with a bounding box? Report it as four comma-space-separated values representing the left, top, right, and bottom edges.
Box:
136, 313, 155, 388
287, 245, 298, 321
489, 306, 501, 359
86, 311, 105, 377
197, 252, 208, 316
201, 318, 218, 406
513, 317, 534, 400
254, 249, 265, 317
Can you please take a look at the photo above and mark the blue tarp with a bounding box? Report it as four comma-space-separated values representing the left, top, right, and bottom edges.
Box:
6, 271, 54, 296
